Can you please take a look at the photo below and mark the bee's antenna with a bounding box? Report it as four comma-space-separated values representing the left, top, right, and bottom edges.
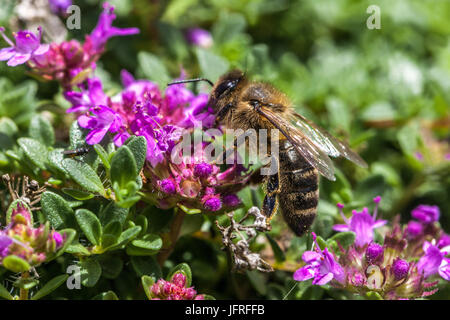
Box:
167, 78, 214, 87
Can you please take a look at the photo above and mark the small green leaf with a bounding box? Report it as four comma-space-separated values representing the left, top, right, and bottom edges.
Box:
65, 242, 91, 256
98, 255, 123, 279
98, 202, 129, 227
0, 282, 13, 300
29, 114, 55, 147
112, 226, 142, 249
31, 274, 68, 300
330, 232, 356, 249
80, 258, 102, 287
167, 263, 192, 287
48, 149, 69, 175
17, 137, 48, 170
131, 256, 161, 278
126, 234, 162, 256
110, 145, 137, 189
137, 52, 170, 88
141, 275, 155, 300
62, 188, 94, 200
101, 221, 122, 248
75, 209, 102, 246
41, 192, 75, 229
92, 291, 119, 300
366, 291, 383, 300
2, 255, 31, 273
116, 195, 141, 209
93, 144, 110, 169
195, 47, 230, 83
125, 136, 147, 173
62, 158, 105, 195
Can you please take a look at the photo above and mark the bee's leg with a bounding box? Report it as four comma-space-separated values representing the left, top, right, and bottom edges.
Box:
261, 156, 281, 226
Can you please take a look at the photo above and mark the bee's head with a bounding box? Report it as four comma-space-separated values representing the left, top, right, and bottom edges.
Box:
209, 69, 246, 113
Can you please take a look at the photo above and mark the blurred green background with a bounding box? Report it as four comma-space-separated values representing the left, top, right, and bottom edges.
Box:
0, 0, 449, 299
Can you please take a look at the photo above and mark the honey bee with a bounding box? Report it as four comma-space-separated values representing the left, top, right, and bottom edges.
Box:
169, 70, 367, 236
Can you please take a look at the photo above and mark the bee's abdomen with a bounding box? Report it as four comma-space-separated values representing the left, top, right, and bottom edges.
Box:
278, 142, 319, 236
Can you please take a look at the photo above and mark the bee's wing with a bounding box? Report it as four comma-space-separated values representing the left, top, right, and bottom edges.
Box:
256, 106, 337, 181
292, 112, 368, 168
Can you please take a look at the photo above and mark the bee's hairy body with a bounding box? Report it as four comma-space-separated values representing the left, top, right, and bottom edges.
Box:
208, 70, 318, 236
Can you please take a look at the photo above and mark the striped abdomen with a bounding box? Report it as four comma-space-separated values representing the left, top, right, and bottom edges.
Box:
278, 140, 319, 236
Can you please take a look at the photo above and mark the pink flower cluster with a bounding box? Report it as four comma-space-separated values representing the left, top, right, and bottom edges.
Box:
150, 272, 204, 300
294, 199, 449, 300
0, 203, 64, 268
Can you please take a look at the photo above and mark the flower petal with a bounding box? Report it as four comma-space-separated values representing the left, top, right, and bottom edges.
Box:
85, 127, 108, 145
293, 266, 316, 282
332, 224, 350, 232
438, 258, 450, 281
33, 43, 50, 56
312, 272, 334, 285
0, 47, 15, 61
6, 53, 30, 66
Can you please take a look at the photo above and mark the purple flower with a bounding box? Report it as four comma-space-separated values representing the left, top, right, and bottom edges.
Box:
411, 205, 440, 224
185, 28, 213, 48
65, 78, 108, 113
333, 199, 387, 248
405, 221, 423, 239
0, 26, 49, 67
203, 196, 222, 211
53, 232, 63, 248
193, 162, 213, 178
438, 234, 450, 250
293, 232, 345, 285
158, 179, 176, 194
417, 241, 450, 280
0, 234, 12, 258
48, 0, 72, 15
222, 194, 241, 207
392, 258, 409, 280
366, 242, 384, 264
88, 3, 139, 52
78, 105, 124, 145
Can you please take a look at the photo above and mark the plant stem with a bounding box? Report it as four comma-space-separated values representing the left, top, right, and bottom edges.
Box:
19, 272, 29, 300
157, 209, 186, 266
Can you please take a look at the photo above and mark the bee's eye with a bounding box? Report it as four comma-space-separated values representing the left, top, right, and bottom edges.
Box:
215, 80, 237, 98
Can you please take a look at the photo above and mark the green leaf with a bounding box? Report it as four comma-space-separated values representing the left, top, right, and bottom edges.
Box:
48, 149, 69, 175
112, 226, 142, 248
101, 221, 122, 248
17, 137, 48, 170
41, 192, 75, 229
62, 188, 94, 200
137, 52, 170, 88
110, 145, 137, 190
98, 202, 129, 227
0, 282, 13, 300
51, 228, 77, 260
62, 158, 105, 195
141, 275, 155, 300
2, 255, 30, 273
366, 291, 383, 300
80, 258, 102, 287
116, 195, 141, 208
69, 121, 87, 149
93, 144, 110, 169
266, 234, 285, 263
195, 47, 230, 83
31, 275, 68, 300
92, 291, 119, 300
29, 114, 55, 147
125, 136, 147, 173
126, 234, 162, 256
131, 256, 161, 278
65, 242, 91, 256
330, 232, 356, 249
167, 263, 192, 287
98, 255, 123, 279
75, 209, 102, 246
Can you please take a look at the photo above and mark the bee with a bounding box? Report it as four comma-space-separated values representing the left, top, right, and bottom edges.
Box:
169, 70, 367, 236
63, 147, 90, 158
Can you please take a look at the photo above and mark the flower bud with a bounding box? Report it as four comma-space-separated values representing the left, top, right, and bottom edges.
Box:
222, 194, 241, 207
159, 179, 176, 194
193, 162, 213, 178
203, 197, 222, 211
366, 242, 384, 264
411, 205, 440, 224
53, 232, 63, 248
172, 272, 186, 288
405, 221, 423, 239
392, 258, 409, 280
